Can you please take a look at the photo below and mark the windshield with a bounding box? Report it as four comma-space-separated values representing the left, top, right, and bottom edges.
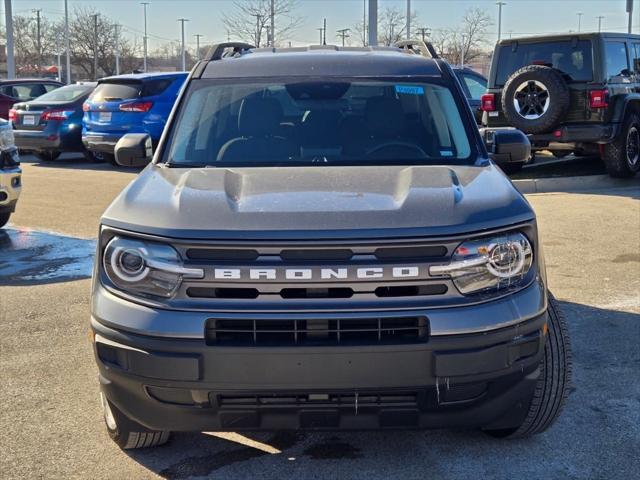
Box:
32, 84, 93, 102
165, 79, 473, 167
496, 40, 593, 85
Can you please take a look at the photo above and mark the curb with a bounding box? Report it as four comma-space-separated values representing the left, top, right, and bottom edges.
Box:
512, 175, 640, 194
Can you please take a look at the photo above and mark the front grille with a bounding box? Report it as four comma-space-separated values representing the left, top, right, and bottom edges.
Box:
216, 390, 420, 409
205, 316, 428, 346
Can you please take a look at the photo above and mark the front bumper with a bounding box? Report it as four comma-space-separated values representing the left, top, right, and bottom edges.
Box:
91, 281, 548, 432
0, 165, 21, 213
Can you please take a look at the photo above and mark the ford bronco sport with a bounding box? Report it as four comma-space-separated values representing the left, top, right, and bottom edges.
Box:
90, 42, 571, 449
0, 119, 21, 228
482, 32, 640, 177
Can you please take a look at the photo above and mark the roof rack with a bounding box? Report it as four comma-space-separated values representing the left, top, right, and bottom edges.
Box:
394, 40, 439, 59
205, 42, 255, 61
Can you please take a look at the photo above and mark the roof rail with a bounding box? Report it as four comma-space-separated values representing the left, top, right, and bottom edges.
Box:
205, 42, 255, 61
394, 40, 439, 59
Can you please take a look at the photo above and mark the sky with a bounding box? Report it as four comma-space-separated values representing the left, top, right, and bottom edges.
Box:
4, 0, 639, 50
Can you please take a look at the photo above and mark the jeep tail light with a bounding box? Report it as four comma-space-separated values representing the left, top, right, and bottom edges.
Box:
480, 93, 496, 112
41, 109, 74, 121
589, 89, 608, 109
119, 101, 153, 112
8, 109, 17, 122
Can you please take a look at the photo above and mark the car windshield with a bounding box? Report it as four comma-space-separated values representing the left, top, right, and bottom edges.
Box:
165, 79, 473, 167
495, 40, 593, 85
34, 84, 93, 102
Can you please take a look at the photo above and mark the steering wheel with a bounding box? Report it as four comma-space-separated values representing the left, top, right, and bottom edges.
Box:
365, 142, 428, 159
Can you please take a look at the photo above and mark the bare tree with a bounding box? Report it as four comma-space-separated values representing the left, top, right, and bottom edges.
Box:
459, 8, 492, 64
222, 0, 303, 47
377, 7, 418, 46
6, 15, 57, 73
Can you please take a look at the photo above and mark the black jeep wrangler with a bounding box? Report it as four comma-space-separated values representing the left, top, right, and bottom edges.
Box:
483, 32, 640, 177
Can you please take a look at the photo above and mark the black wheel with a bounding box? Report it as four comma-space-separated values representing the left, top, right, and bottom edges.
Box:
100, 393, 170, 450
35, 150, 61, 162
502, 66, 570, 134
484, 292, 572, 439
0, 212, 10, 228
83, 149, 103, 163
93, 152, 118, 166
497, 162, 525, 175
602, 113, 640, 178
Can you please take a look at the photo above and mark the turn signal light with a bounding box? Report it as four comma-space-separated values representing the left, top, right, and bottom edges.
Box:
8, 109, 17, 122
480, 93, 496, 112
589, 89, 608, 109
119, 101, 153, 112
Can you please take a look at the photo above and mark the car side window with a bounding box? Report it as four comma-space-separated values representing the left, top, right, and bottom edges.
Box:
461, 74, 486, 100
9, 84, 46, 100
633, 43, 640, 73
43, 84, 59, 93
604, 41, 629, 81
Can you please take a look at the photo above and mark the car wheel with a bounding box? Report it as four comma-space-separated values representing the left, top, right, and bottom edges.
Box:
0, 212, 10, 228
602, 113, 640, 178
502, 65, 570, 135
92, 152, 118, 166
35, 151, 61, 162
83, 149, 103, 163
484, 292, 572, 439
100, 393, 170, 450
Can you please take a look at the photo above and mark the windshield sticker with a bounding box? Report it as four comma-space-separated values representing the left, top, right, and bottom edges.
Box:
395, 85, 424, 95
440, 150, 454, 157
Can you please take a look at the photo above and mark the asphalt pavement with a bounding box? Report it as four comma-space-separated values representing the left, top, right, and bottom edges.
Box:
1, 154, 639, 480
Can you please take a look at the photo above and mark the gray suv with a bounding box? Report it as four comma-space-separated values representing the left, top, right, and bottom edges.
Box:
90, 42, 571, 449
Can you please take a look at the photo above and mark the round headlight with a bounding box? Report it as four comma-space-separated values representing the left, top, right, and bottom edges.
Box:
486, 240, 526, 278
110, 246, 149, 282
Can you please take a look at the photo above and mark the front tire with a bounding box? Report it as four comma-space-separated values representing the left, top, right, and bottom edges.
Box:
602, 113, 640, 178
101, 393, 170, 450
497, 162, 525, 175
0, 212, 10, 228
484, 292, 572, 438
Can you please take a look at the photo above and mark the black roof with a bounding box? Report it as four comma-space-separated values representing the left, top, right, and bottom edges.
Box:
497, 31, 640, 46
200, 45, 443, 79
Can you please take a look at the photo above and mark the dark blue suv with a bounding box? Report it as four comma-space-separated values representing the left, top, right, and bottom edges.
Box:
82, 72, 187, 165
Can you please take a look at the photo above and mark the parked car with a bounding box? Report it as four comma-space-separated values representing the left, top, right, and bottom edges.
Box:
0, 79, 64, 120
452, 66, 487, 124
482, 32, 640, 177
90, 42, 571, 450
82, 72, 188, 165
11, 82, 97, 162
0, 119, 21, 228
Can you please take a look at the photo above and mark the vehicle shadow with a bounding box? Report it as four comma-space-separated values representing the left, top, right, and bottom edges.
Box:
123, 300, 640, 480
19, 153, 143, 173
0, 227, 95, 286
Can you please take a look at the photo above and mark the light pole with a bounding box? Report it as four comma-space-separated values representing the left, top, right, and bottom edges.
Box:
4, 0, 15, 79
461, 34, 467, 67
337, 28, 350, 47
368, 0, 378, 46
55, 31, 62, 81
596, 15, 605, 33
270, 0, 275, 46
141, 2, 150, 72
406, 0, 411, 39
33, 9, 42, 74
627, 0, 633, 34
194, 34, 203, 61
178, 18, 189, 71
362, 0, 367, 46
91, 14, 99, 80
252, 14, 262, 46
114, 24, 121, 75
496, 1, 506, 42
64, 0, 71, 83
577, 12, 583, 32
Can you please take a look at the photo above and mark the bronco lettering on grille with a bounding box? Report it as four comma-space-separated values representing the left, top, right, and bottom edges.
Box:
212, 266, 424, 282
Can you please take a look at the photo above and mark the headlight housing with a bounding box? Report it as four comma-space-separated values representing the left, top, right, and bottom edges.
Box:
103, 236, 203, 298
430, 232, 533, 294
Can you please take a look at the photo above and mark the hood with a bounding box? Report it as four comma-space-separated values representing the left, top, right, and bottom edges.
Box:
101, 164, 534, 240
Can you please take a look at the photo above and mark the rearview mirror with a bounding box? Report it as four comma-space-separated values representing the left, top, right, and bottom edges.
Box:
114, 134, 153, 167
480, 128, 531, 164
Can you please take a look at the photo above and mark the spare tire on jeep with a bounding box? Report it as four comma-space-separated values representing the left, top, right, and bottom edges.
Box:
502, 65, 570, 134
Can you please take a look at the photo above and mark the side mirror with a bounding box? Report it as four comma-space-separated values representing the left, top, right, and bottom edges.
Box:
480, 128, 531, 163
114, 133, 153, 167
